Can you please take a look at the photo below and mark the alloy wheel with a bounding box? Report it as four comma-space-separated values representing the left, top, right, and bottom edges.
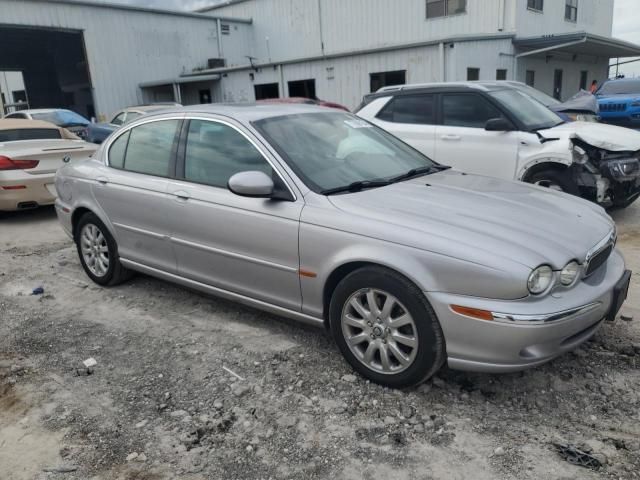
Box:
80, 223, 110, 277
341, 288, 418, 374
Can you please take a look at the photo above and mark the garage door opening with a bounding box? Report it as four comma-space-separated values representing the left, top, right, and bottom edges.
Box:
0, 25, 95, 119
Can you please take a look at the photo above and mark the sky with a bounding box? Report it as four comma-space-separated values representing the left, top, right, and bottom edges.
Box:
95, 0, 640, 77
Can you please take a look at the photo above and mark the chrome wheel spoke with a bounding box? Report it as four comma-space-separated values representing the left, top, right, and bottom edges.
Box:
348, 332, 369, 346
349, 297, 370, 319
391, 332, 417, 348
344, 314, 367, 330
388, 342, 411, 366
379, 344, 391, 371
363, 342, 377, 363
366, 290, 380, 317
389, 314, 412, 328
379, 295, 395, 321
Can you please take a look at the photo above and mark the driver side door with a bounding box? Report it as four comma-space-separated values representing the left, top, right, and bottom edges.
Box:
435, 93, 519, 179
165, 118, 304, 311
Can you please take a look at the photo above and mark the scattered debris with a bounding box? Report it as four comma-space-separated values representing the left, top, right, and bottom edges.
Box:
42, 465, 79, 473
82, 357, 97, 369
553, 443, 603, 470
31, 286, 44, 295
621, 314, 633, 322
222, 366, 244, 381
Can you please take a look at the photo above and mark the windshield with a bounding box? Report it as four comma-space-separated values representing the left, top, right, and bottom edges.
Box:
254, 112, 436, 193
489, 89, 563, 131
597, 80, 640, 95
32, 110, 89, 127
512, 84, 560, 107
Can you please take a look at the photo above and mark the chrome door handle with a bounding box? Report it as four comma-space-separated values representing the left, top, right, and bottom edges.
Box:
440, 134, 461, 141
96, 176, 108, 185
173, 191, 191, 201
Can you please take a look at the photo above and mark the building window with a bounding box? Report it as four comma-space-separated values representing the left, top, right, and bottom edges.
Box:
254, 83, 279, 100
565, 0, 578, 22
467, 68, 480, 81
426, 0, 466, 19
579, 71, 588, 90
496, 69, 507, 81
527, 0, 543, 12
525, 70, 535, 87
370, 70, 406, 92
288, 79, 316, 99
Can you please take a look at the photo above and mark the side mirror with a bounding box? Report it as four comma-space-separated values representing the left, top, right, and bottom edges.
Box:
485, 117, 515, 132
228, 171, 274, 198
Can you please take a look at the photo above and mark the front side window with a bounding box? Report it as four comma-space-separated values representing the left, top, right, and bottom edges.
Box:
377, 94, 435, 125
426, 0, 466, 18
184, 119, 272, 188
489, 89, 563, 131
114, 120, 178, 176
527, 0, 543, 12
254, 112, 435, 193
442, 94, 504, 128
565, 0, 578, 21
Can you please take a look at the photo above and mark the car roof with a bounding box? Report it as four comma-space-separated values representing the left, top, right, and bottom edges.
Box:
141, 103, 344, 123
603, 77, 640, 83
9, 108, 71, 114
375, 81, 512, 94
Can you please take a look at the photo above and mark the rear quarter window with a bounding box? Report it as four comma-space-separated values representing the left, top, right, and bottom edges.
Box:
0, 128, 62, 142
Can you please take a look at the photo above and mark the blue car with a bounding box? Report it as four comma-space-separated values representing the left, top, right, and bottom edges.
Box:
597, 78, 640, 128
86, 104, 179, 144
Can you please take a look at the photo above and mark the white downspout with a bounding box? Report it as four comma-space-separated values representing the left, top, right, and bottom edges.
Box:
439, 42, 445, 82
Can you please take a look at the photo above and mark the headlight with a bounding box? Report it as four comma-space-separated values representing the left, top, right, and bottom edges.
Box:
560, 261, 580, 286
528, 265, 553, 295
571, 145, 589, 164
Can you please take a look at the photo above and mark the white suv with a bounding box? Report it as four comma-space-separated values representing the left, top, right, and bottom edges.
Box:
356, 81, 640, 208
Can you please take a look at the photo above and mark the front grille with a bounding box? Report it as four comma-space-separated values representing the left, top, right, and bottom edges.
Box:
585, 244, 613, 276
600, 103, 627, 112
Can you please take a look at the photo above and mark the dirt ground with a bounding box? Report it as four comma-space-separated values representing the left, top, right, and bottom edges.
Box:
1, 203, 639, 480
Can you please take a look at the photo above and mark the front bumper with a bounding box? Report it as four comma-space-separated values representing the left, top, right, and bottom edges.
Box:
426, 249, 627, 373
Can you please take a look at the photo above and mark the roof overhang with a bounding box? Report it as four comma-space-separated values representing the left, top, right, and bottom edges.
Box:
139, 74, 221, 89
514, 32, 640, 59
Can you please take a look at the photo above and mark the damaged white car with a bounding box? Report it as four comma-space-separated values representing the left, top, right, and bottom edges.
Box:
356, 81, 640, 208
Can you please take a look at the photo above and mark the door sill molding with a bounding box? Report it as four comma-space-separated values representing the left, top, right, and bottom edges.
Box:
119, 258, 325, 328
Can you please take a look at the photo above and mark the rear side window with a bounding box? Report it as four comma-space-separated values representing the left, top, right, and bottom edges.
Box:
0, 128, 61, 141
377, 94, 436, 125
108, 130, 129, 169
442, 94, 504, 128
112, 120, 179, 177
184, 119, 272, 188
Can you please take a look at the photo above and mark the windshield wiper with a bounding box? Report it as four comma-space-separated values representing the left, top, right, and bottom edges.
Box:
388, 165, 446, 184
321, 179, 392, 195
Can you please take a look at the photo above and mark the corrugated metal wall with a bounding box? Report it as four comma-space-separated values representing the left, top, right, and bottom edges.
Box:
0, 0, 229, 116
515, 0, 614, 38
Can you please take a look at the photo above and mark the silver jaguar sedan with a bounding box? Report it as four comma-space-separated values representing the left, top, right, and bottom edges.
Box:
54, 104, 631, 388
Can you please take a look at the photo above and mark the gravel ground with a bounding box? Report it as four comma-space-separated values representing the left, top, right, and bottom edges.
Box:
1, 204, 639, 480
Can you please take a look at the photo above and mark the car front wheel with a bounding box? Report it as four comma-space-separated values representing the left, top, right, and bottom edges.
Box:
527, 169, 578, 195
329, 266, 445, 388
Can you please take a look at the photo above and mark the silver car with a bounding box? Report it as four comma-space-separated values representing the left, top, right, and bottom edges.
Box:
54, 104, 631, 388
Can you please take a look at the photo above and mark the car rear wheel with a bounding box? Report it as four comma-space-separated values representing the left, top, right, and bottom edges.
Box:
329, 266, 445, 388
75, 212, 132, 286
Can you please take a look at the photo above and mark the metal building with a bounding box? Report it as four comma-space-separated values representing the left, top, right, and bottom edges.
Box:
0, 0, 251, 119
195, 0, 640, 109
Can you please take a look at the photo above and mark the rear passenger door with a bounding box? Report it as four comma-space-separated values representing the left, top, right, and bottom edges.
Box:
165, 117, 303, 311
91, 117, 182, 273
370, 93, 437, 159
435, 93, 519, 179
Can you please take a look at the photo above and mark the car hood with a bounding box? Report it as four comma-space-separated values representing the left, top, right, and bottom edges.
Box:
541, 121, 640, 152
549, 90, 598, 114
327, 170, 614, 270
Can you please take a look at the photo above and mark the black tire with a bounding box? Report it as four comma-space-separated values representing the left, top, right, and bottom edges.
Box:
75, 212, 132, 286
329, 266, 445, 388
526, 169, 579, 195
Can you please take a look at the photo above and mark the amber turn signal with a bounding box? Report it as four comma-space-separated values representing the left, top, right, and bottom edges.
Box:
450, 305, 494, 321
